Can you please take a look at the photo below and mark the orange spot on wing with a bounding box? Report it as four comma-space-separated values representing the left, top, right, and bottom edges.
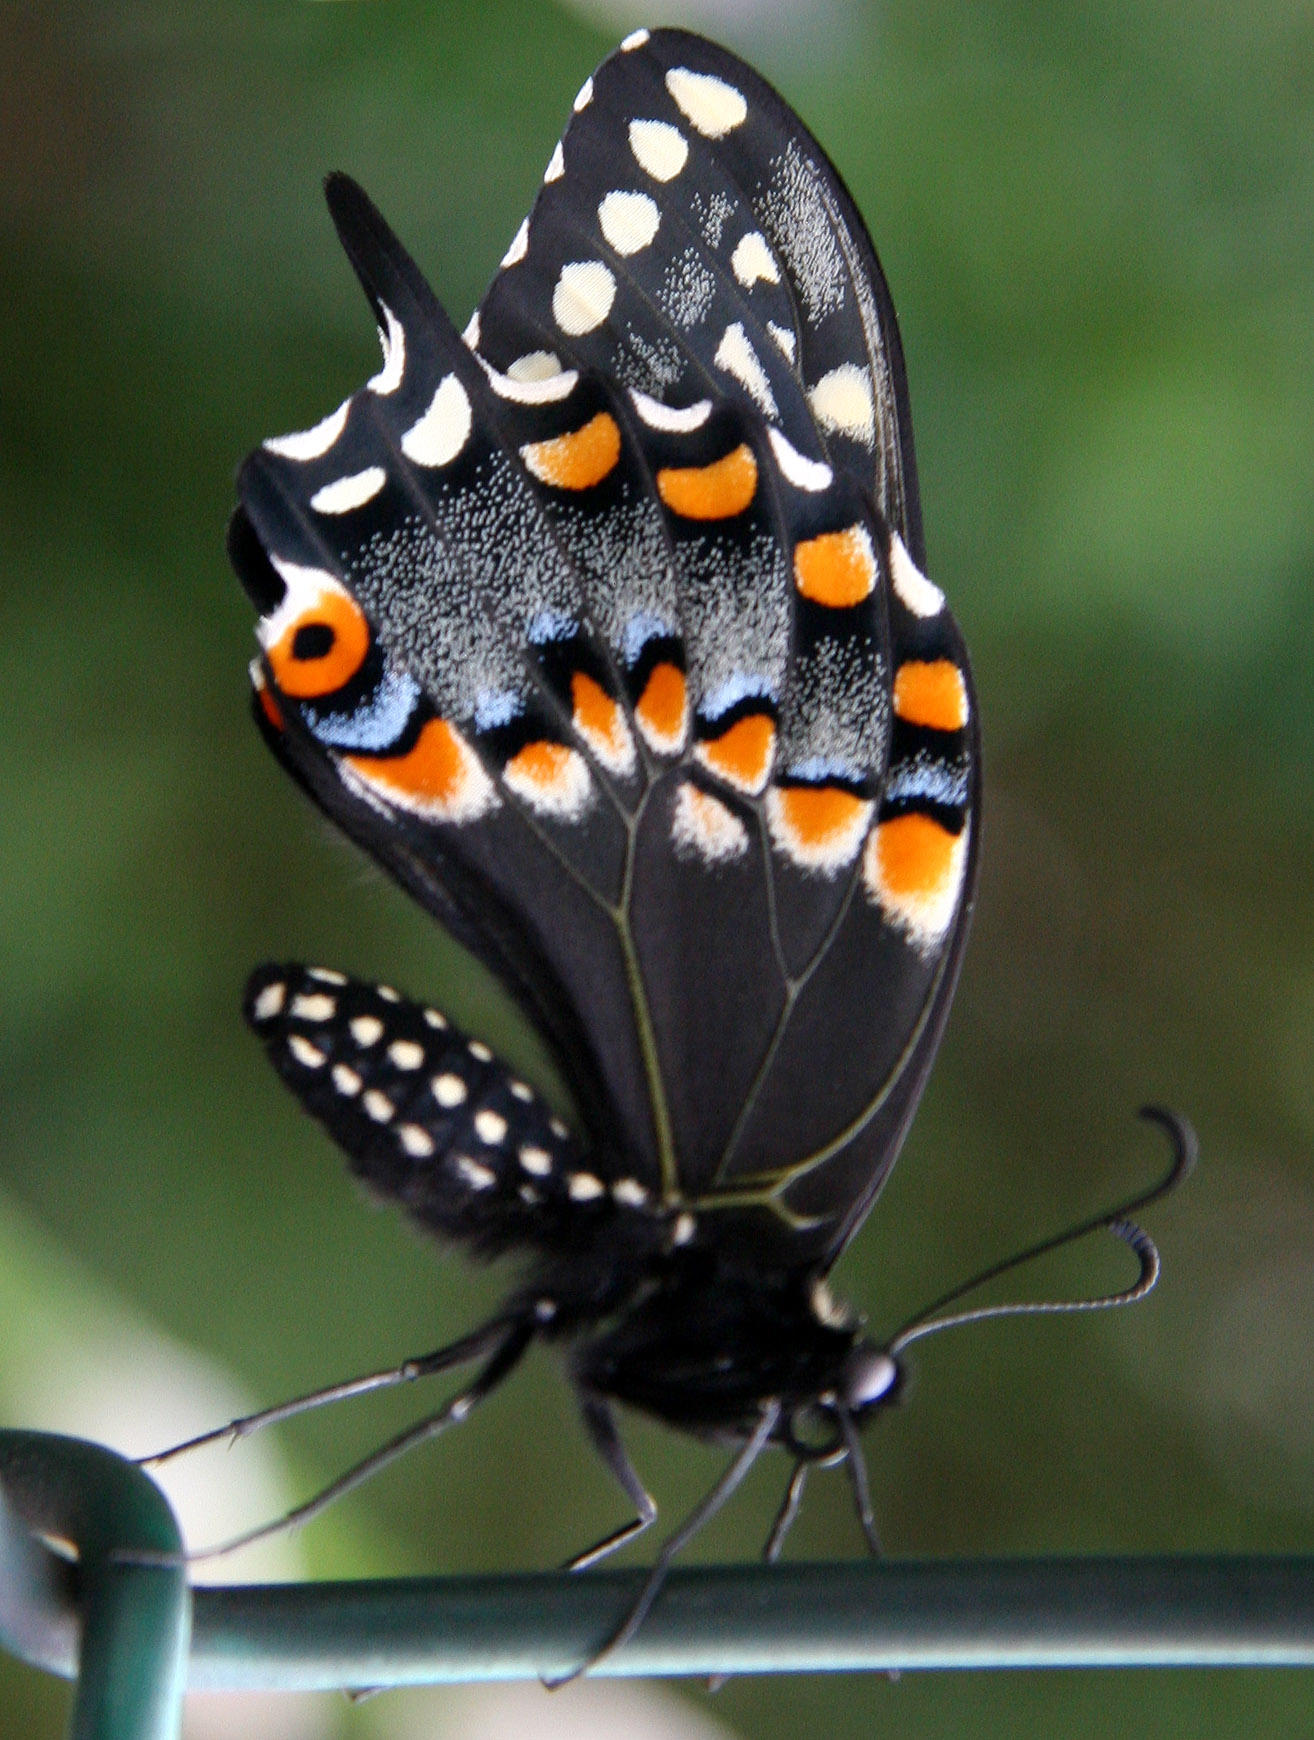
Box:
345, 718, 490, 820
571, 671, 632, 769
892, 660, 969, 731
503, 740, 591, 817
792, 524, 876, 608
696, 713, 775, 794
657, 444, 757, 519
774, 786, 869, 848
634, 662, 687, 751
267, 590, 370, 699
872, 812, 959, 900
521, 411, 621, 490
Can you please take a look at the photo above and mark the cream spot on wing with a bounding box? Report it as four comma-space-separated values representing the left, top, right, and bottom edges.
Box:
573, 75, 593, 111
552, 261, 616, 335
287, 1035, 325, 1069
307, 968, 347, 985
612, 1178, 648, 1207
888, 530, 945, 617
509, 1081, 533, 1102
628, 119, 688, 182
519, 1145, 552, 1176
672, 1211, 696, 1245
621, 26, 649, 49
377, 986, 400, 1003
503, 742, 592, 818
290, 992, 335, 1022
768, 427, 833, 492
730, 231, 779, 287
462, 310, 480, 350
309, 467, 386, 515
387, 1040, 425, 1071
264, 399, 349, 461
671, 780, 748, 864
400, 374, 471, 467
332, 1063, 362, 1097
666, 66, 747, 138
768, 322, 796, 362
809, 364, 876, 443
544, 141, 565, 182
598, 189, 660, 256
714, 323, 776, 417
368, 303, 406, 395
432, 1073, 467, 1108
349, 1015, 384, 1047
629, 389, 711, 433
468, 1040, 493, 1063
478, 354, 579, 404
501, 219, 529, 268
423, 1008, 448, 1030
399, 1124, 435, 1158
506, 351, 564, 382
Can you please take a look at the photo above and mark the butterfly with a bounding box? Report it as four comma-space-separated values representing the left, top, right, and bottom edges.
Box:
215, 26, 1191, 1675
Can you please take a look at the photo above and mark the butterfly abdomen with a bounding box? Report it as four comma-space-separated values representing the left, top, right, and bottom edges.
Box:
244, 964, 676, 1270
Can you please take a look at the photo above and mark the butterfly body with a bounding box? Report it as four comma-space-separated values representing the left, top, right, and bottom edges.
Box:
232, 26, 977, 1600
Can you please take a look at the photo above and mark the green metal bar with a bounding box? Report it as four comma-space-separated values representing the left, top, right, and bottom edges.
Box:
0, 1432, 189, 1740
2, 1430, 1314, 1695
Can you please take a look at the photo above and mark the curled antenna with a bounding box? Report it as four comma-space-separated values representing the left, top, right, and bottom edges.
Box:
888, 1105, 1196, 1358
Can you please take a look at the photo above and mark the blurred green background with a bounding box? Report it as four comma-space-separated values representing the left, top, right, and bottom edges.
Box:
2, 1, 1312, 1735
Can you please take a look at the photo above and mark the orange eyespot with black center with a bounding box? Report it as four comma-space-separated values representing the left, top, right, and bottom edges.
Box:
261, 573, 372, 700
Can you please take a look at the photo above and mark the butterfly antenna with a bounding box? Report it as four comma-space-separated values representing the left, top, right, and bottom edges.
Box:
888, 1105, 1196, 1357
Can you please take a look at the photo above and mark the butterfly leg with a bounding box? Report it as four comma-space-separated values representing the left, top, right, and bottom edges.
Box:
170, 1313, 537, 1562
142, 1313, 526, 1465
547, 1399, 782, 1687
564, 1396, 658, 1571
839, 1410, 883, 1555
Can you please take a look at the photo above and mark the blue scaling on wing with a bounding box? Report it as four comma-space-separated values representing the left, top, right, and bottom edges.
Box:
230, 27, 979, 1265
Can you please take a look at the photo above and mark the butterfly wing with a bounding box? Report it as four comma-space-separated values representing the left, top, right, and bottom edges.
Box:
231, 29, 978, 1264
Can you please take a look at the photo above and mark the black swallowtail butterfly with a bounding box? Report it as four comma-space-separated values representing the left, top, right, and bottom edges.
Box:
211, 27, 1191, 1674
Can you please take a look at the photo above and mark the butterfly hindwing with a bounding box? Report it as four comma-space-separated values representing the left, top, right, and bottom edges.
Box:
233, 28, 978, 1267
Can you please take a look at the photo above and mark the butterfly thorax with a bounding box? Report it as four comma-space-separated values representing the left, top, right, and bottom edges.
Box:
570, 1260, 896, 1446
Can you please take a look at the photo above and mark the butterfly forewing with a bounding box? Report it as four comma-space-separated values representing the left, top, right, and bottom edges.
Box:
233, 27, 978, 1263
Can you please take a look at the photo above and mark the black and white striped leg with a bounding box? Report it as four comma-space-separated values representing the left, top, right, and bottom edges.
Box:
565, 1396, 658, 1571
